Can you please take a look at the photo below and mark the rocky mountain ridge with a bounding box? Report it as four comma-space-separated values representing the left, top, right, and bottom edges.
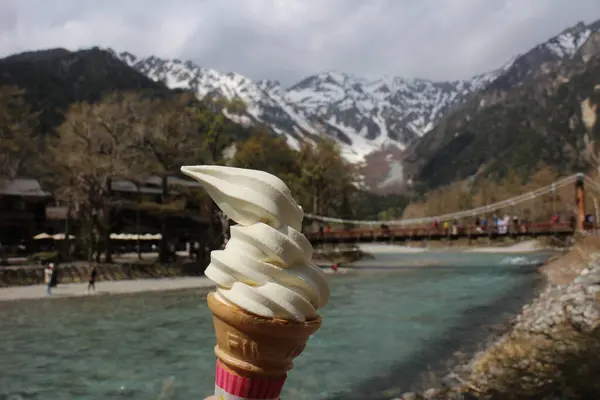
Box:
405, 27, 600, 191
110, 52, 500, 163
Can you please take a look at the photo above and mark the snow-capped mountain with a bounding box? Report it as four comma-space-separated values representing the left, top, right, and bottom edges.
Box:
111, 51, 499, 162
110, 19, 599, 191
286, 71, 499, 154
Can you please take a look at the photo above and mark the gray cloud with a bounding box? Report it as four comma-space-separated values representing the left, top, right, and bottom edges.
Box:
0, 0, 598, 85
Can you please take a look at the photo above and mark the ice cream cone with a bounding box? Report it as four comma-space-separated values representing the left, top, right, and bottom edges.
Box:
207, 292, 322, 399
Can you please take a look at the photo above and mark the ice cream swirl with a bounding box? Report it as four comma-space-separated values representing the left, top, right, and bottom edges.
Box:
180, 165, 329, 322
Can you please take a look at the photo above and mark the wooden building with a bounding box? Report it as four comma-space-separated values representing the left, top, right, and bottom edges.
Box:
109, 175, 212, 244
42, 175, 212, 246
1, 174, 212, 257
0, 178, 51, 248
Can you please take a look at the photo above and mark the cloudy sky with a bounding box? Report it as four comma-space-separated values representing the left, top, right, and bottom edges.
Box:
0, 0, 598, 85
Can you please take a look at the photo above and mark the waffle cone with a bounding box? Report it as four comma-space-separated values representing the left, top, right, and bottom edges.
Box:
207, 292, 322, 379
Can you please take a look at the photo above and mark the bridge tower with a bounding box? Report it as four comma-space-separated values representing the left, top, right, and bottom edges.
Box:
575, 173, 585, 231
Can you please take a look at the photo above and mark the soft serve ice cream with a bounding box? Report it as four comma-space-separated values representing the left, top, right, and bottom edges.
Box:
180, 165, 329, 322
182, 165, 326, 399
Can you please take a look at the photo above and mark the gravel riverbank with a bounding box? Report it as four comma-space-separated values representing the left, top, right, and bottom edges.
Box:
396, 238, 600, 399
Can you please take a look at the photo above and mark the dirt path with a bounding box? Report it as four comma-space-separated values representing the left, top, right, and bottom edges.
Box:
0, 276, 215, 302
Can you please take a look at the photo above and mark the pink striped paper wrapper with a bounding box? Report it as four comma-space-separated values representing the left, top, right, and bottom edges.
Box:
214, 360, 286, 400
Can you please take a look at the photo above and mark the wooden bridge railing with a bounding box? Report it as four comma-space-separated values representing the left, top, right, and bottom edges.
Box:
305, 222, 575, 243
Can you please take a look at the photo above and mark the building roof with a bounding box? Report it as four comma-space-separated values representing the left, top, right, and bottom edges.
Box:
110, 179, 163, 195
0, 178, 51, 197
0, 175, 201, 197
145, 175, 203, 188
111, 175, 202, 194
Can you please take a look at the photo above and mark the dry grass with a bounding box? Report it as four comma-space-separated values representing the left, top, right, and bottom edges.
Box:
471, 322, 600, 399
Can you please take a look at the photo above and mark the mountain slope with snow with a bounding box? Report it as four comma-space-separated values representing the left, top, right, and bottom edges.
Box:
111, 51, 499, 162
403, 22, 600, 191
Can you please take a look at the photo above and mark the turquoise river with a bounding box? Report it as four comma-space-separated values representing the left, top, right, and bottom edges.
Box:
0, 250, 553, 400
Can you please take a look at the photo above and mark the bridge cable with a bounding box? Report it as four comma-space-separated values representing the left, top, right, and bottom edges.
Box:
303, 173, 581, 226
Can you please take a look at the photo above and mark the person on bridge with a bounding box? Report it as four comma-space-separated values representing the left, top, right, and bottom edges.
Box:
512, 216, 520, 234
501, 215, 510, 235
380, 224, 390, 235
584, 214, 594, 229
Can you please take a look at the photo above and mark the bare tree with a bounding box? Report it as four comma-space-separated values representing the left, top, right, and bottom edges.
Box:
140, 93, 213, 262
195, 97, 247, 253
296, 139, 359, 217
45, 92, 149, 263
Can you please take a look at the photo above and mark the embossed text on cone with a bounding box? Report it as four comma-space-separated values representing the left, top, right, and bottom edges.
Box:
207, 292, 322, 379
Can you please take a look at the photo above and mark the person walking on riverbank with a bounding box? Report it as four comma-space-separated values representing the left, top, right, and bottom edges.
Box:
44, 263, 53, 296
86, 266, 97, 294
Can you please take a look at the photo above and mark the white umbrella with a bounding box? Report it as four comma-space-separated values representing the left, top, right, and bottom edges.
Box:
33, 233, 52, 240
52, 233, 75, 240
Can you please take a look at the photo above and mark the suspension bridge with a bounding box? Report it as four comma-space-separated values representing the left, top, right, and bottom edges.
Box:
303, 173, 600, 245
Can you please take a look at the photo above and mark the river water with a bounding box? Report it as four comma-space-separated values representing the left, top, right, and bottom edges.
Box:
0, 250, 552, 400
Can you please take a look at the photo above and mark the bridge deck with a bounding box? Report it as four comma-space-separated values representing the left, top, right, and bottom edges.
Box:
305, 223, 575, 245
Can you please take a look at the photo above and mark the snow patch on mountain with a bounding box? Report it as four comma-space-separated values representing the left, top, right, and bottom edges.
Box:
378, 160, 405, 189
546, 25, 592, 58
